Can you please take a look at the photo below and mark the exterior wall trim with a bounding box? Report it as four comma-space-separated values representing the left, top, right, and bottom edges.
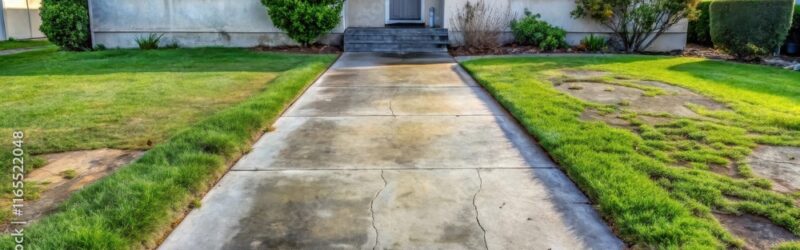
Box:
0, 0, 6, 40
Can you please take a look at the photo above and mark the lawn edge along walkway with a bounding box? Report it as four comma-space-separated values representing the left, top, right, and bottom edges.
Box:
0, 53, 336, 249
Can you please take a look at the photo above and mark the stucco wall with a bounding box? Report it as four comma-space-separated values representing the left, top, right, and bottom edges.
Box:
91, 0, 346, 48
1, 0, 45, 40
443, 0, 687, 51
347, 0, 444, 28
90, 0, 686, 51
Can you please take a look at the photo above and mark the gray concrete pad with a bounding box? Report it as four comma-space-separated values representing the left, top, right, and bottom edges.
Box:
235, 116, 531, 170
161, 52, 623, 250
477, 169, 624, 249
285, 87, 502, 117
159, 171, 383, 250
319, 64, 474, 87
373, 170, 486, 249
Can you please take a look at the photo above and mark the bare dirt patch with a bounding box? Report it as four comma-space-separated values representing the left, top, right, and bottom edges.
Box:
561, 70, 610, 79
579, 109, 631, 129
13, 149, 143, 228
555, 72, 728, 118
747, 146, 800, 193
716, 213, 800, 249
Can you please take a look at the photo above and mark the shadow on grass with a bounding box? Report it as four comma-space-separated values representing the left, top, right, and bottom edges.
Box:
0, 48, 327, 76
667, 60, 800, 103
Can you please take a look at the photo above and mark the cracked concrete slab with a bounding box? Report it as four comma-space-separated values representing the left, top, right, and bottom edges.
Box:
285, 87, 501, 117
477, 169, 623, 249
159, 171, 383, 250
373, 170, 486, 249
235, 116, 531, 170
161, 52, 622, 250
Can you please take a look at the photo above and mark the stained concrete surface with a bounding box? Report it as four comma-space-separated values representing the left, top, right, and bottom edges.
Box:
160, 52, 623, 250
747, 146, 800, 192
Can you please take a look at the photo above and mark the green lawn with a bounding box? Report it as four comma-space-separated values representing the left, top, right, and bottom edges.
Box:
0, 39, 52, 51
461, 56, 800, 249
0, 48, 335, 248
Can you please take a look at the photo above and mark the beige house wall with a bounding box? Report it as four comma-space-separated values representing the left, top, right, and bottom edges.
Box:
1, 0, 44, 40
443, 0, 688, 51
89, 0, 686, 51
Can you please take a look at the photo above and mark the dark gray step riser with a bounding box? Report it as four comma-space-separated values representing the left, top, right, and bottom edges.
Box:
345, 48, 447, 52
345, 28, 448, 33
345, 35, 448, 41
345, 44, 447, 51
343, 28, 449, 52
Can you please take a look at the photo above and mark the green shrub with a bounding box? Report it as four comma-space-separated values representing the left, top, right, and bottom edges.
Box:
710, 0, 794, 60
688, 1, 713, 45
580, 34, 607, 52
572, 0, 700, 52
261, 0, 344, 47
135, 34, 163, 50
39, 0, 91, 51
510, 10, 567, 51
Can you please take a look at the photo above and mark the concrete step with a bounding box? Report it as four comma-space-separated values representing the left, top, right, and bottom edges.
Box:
344, 43, 447, 53
343, 27, 449, 53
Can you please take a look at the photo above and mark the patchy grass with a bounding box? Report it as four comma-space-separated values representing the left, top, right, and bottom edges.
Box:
461, 55, 800, 248
0, 48, 335, 247
0, 39, 52, 51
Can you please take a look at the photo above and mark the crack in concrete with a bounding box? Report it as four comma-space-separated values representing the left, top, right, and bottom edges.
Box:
473, 169, 489, 250
370, 170, 388, 250
388, 89, 398, 117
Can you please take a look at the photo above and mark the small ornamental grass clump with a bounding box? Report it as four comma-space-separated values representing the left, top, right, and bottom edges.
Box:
510, 10, 568, 51
580, 34, 608, 52
261, 0, 345, 47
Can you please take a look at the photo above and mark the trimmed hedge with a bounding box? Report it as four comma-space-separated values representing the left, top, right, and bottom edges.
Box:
687, 1, 712, 45
39, 0, 91, 51
710, 0, 794, 59
261, 0, 344, 47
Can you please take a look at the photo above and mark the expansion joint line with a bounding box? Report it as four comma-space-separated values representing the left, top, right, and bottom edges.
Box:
473, 169, 489, 250
388, 88, 398, 117
370, 170, 388, 250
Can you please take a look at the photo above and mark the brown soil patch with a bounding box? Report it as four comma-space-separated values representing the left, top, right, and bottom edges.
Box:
3, 149, 143, 232
747, 146, 800, 193
716, 213, 799, 249
556, 81, 644, 105
561, 70, 610, 79
555, 74, 728, 118
579, 109, 631, 129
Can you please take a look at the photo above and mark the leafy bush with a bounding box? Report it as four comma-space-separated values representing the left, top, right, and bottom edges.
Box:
135, 34, 163, 50
688, 1, 713, 45
710, 0, 794, 60
450, 0, 510, 49
580, 34, 608, 52
39, 0, 91, 51
261, 0, 344, 47
572, 0, 700, 52
511, 10, 567, 51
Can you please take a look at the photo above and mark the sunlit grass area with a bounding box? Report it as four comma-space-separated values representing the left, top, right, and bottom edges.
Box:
0, 48, 335, 248
461, 55, 800, 248
0, 39, 52, 51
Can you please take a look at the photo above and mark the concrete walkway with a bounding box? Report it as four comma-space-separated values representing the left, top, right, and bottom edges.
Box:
160, 53, 623, 250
